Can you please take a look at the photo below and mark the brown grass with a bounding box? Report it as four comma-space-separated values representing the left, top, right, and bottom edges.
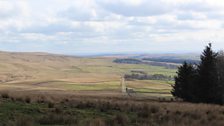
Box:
0, 91, 224, 126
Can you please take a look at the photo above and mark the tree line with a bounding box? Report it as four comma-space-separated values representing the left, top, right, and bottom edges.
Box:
113, 58, 178, 69
125, 73, 174, 81
172, 43, 224, 104
113, 59, 143, 64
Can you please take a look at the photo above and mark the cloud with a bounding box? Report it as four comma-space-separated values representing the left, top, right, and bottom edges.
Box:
0, 0, 224, 54
177, 12, 207, 20
97, 0, 173, 17
178, 2, 214, 12
58, 7, 96, 21
0, 1, 18, 19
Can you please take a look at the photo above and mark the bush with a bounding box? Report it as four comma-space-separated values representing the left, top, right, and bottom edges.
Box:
25, 96, 31, 103
37, 96, 46, 103
112, 114, 129, 126
54, 107, 62, 114
15, 115, 34, 126
89, 118, 106, 126
48, 102, 55, 108
1, 92, 9, 99
38, 114, 77, 125
15, 97, 24, 102
150, 105, 159, 114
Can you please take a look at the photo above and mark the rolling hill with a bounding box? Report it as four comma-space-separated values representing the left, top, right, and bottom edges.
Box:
0, 51, 177, 97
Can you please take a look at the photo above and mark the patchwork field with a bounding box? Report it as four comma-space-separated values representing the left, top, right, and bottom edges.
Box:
0, 51, 176, 98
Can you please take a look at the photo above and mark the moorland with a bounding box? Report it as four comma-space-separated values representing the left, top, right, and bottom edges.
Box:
0, 51, 222, 126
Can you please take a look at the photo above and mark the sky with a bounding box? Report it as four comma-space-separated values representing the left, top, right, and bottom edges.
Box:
0, 0, 224, 55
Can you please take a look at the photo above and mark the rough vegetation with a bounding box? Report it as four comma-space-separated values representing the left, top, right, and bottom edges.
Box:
0, 92, 224, 126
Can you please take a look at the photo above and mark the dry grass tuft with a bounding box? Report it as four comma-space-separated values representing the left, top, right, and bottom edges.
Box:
0, 91, 224, 126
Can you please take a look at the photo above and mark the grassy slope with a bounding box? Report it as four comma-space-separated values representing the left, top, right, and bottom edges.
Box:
0, 51, 176, 96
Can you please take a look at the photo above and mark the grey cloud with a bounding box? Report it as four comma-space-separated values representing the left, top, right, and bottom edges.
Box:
58, 7, 94, 21
97, 1, 172, 17
153, 20, 202, 33
177, 13, 198, 20
206, 11, 224, 20
178, 2, 215, 12
19, 22, 107, 42
21, 23, 75, 34
0, 11, 17, 19
126, 17, 201, 35
97, 0, 220, 18
0, 6, 20, 19
176, 11, 210, 21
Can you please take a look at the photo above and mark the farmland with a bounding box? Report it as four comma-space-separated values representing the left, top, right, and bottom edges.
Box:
0, 51, 176, 98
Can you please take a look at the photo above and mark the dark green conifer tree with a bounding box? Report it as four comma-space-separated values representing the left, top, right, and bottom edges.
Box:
171, 62, 197, 101
194, 43, 219, 103
216, 51, 224, 104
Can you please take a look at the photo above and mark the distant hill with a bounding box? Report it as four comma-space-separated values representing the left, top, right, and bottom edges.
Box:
112, 53, 200, 69
0, 51, 81, 82
131, 53, 200, 60
0, 51, 188, 84
142, 58, 199, 64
